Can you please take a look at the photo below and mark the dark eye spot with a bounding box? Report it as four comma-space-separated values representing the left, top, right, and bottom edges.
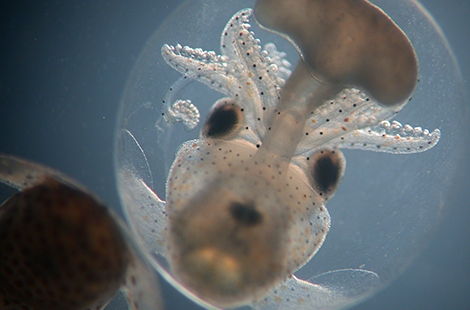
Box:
202, 99, 244, 139
313, 155, 339, 193
309, 149, 345, 197
229, 202, 262, 226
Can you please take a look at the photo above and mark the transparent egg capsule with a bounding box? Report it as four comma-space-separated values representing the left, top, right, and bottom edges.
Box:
0, 155, 162, 310
115, 0, 466, 309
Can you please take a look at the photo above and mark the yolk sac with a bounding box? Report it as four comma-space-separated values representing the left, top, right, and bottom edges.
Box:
254, 0, 418, 107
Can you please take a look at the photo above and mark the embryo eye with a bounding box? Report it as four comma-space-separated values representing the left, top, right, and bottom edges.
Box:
202, 98, 244, 139
309, 149, 345, 199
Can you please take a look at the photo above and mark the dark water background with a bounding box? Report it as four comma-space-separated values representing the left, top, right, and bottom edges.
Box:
1, 1, 469, 309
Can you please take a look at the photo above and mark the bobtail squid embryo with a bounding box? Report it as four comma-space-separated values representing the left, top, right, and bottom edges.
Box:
0, 155, 162, 310
115, 0, 458, 309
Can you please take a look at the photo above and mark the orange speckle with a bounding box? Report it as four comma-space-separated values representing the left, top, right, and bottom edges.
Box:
297, 297, 306, 304
311, 119, 316, 124
246, 81, 251, 85
343, 117, 349, 122
395, 135, 400, 140
342, 126, 347, 131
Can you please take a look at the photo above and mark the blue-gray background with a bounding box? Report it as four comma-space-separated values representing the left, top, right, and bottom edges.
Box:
1, 1, 468, 309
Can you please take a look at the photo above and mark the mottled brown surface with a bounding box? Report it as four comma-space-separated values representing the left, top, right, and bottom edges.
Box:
0, 178, 129, 310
